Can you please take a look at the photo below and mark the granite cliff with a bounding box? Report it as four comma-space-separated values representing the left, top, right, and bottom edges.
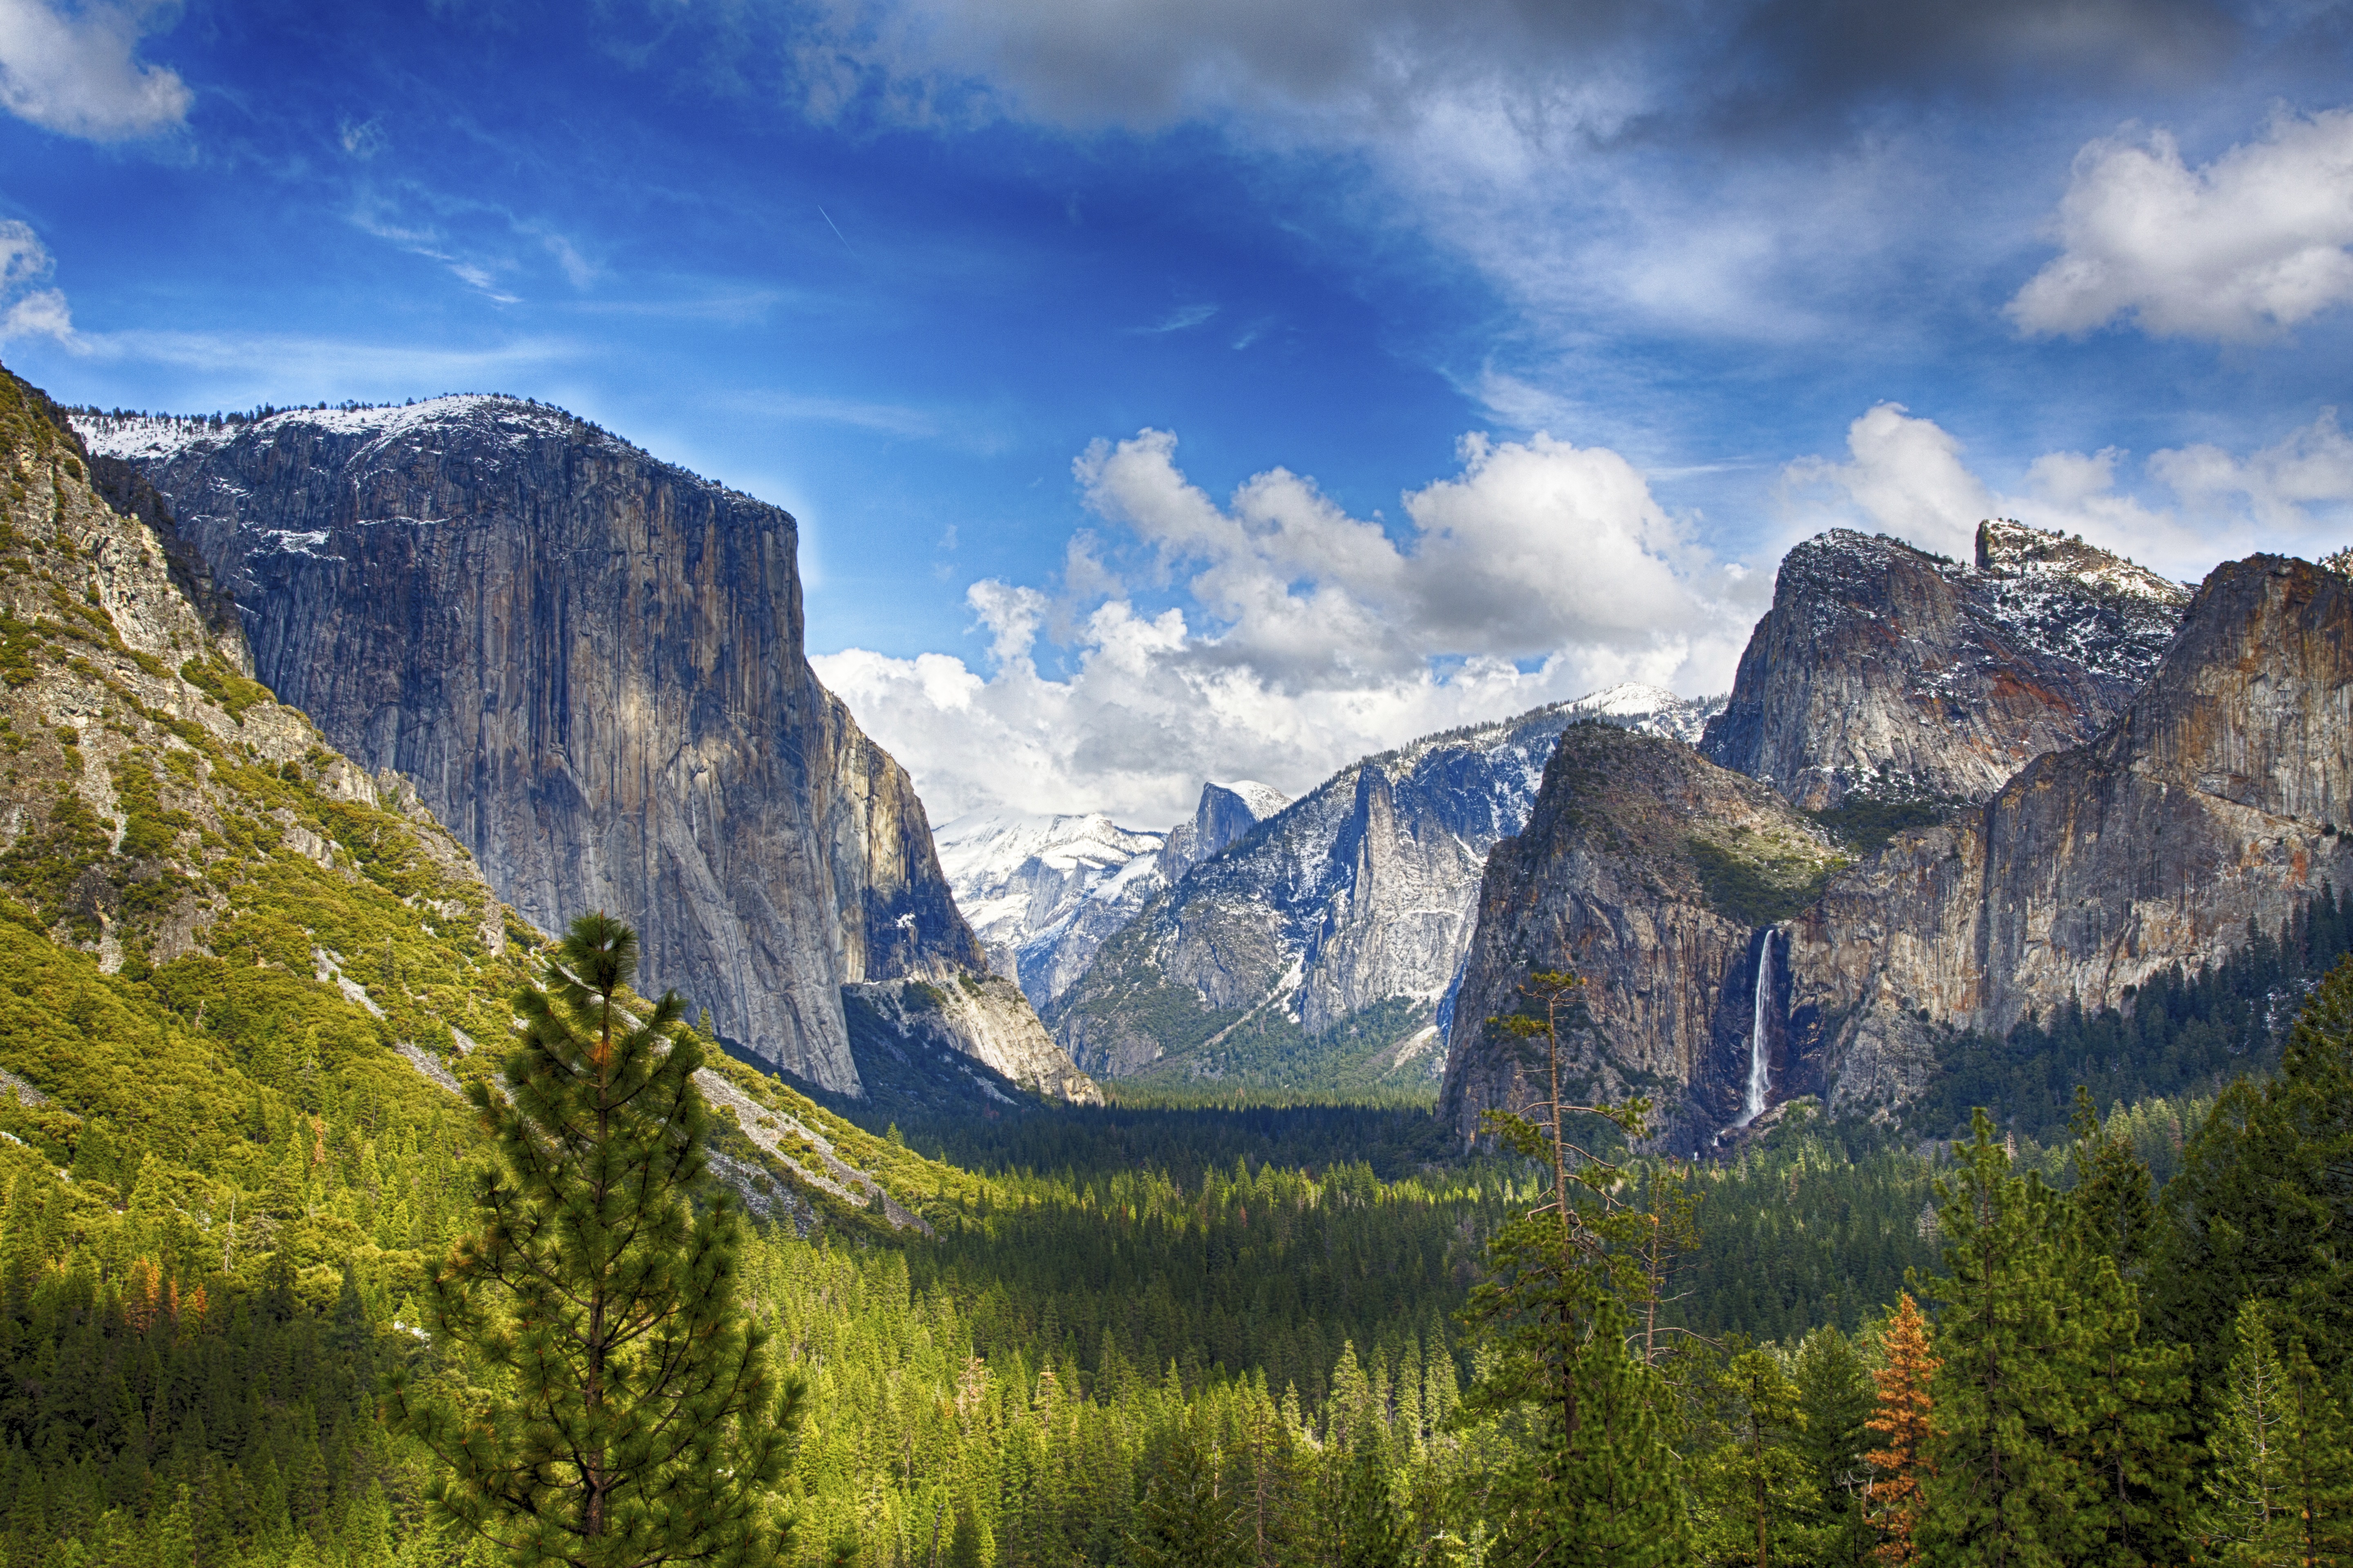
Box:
1440, 544, 2350, 1143
1050, 686, 1721, 1093
1701, 522, 2187, 810
1781, 553, 2353, 1112
1435, 725, 1845, 1152
74, 399, 1087, 1100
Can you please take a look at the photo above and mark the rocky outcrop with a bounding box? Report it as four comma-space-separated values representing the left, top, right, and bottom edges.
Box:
74, 399, 1073, 1097
844, 975, 1103, 1105
1159, 781, 1290, 887
1783, 554, 2353, 1112
1436, 725, 1845, 1152
1701, 523, 2187, 810
1049, 688, 1722, 1089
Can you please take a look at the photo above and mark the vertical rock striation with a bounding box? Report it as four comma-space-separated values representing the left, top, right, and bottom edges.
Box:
74, 399, 1034, 1096
1783, 554, 2353, 1112
1049, 689, 1722, 1091
1436, 725, 1844, 1151
1701, 523, 2187, 809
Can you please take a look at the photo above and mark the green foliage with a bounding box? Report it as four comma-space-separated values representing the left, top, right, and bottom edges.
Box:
1687, 1344, 1822, 1567
2151, 951, 2353, 1390
1455, 972, 1686, 1565
2199, 1300, 2353, 1565
1910, 889, 2353, 1146
1804, 798, 1953, 856
176, 656, 271, 722
1686, 830, 1847, 927
1790, 1326, 1877, 1566
387, 916, 796, 1568
1916, 1112, 2197, 1568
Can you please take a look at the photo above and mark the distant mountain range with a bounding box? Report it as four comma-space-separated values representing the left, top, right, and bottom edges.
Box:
67, 379, 2347, 1145
1021, 684, 1723, 1096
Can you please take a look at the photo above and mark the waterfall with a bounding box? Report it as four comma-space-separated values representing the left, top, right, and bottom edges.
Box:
1735, 929, 1775, 1128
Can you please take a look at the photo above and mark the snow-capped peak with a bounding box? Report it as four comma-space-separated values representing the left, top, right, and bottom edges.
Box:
1571, 682, 1685, 717
1213, 780, 1289, 822
73, 395, 587, 466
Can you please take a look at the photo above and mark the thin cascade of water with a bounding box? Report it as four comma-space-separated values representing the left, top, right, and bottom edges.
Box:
1736, 928, 1774, 1128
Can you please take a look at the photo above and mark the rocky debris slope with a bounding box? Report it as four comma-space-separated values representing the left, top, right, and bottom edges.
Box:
1435, 725, 1847, 1151
1048, 687, 1721, 1089
1782, 553, 2353, 1112
0, 366, 532, 1098
76, 399, 1085, 1099
1701, 522, 2188, 810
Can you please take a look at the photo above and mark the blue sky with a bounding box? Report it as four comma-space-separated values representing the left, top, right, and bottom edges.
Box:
4, 0, 2351, 822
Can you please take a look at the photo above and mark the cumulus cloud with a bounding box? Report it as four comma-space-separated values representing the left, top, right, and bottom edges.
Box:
0, 0, 189, 140
813, 427, 1755, 824
2009, 108, 2353, 342
0, 220, 79, 349
1786, 402, 2353, 579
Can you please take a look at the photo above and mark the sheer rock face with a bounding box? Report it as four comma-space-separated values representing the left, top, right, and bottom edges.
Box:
1435, 726, 1844, 1153
1047, 690, 1724, 1087
1159, 781, 1290, 888
1700, 523, 2187, 810
934, 781, 1288, 1016
1784, 554, 2353, 1114
75, 399, 996, 1095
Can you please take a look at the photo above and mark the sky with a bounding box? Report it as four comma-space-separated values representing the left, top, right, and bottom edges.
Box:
2, 0, 2351, 827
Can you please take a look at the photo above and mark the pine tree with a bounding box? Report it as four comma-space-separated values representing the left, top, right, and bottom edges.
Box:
1916, 1115, 2091, 1566
1694, 1344, 1820, 1568
1128, 1424, 1247, 1568
1793, 1326, 1877, 1567
2153, 955, 2353, 1387
2060, 1094, 2198, 1566
1455, 970, 1683, 1567
2204, 1300, 2297, 1564
2066, 1088, 2154, 1279
2275, 1337, 2353, 1566
1865, 1296, 1938, 1566
383, 914, 801, 1568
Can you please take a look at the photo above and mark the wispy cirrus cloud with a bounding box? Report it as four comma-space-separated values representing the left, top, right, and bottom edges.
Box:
1128, 302, 1217, 334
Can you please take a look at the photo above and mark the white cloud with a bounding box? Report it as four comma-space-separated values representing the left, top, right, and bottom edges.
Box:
2149, 409, 2353, 538
0, 0, 189, 140
814, 426, 1753, 823
2009, 108, 2353, 342
0, 220, 80, 349
1785, 403, 2353, 580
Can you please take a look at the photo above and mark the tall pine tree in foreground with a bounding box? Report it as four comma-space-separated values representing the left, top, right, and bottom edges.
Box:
1456, 970, 1683, 1567
1915, 1115, 2086, 1568
384, 914, 801, 1568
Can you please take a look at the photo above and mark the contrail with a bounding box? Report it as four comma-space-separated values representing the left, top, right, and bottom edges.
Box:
818, 206, 855, 257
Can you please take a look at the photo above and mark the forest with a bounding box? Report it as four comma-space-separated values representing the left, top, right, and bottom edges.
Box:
0, 895, 2347, 1566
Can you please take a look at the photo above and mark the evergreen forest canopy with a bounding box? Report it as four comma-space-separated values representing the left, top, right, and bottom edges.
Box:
1, 367, 2351, 1564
